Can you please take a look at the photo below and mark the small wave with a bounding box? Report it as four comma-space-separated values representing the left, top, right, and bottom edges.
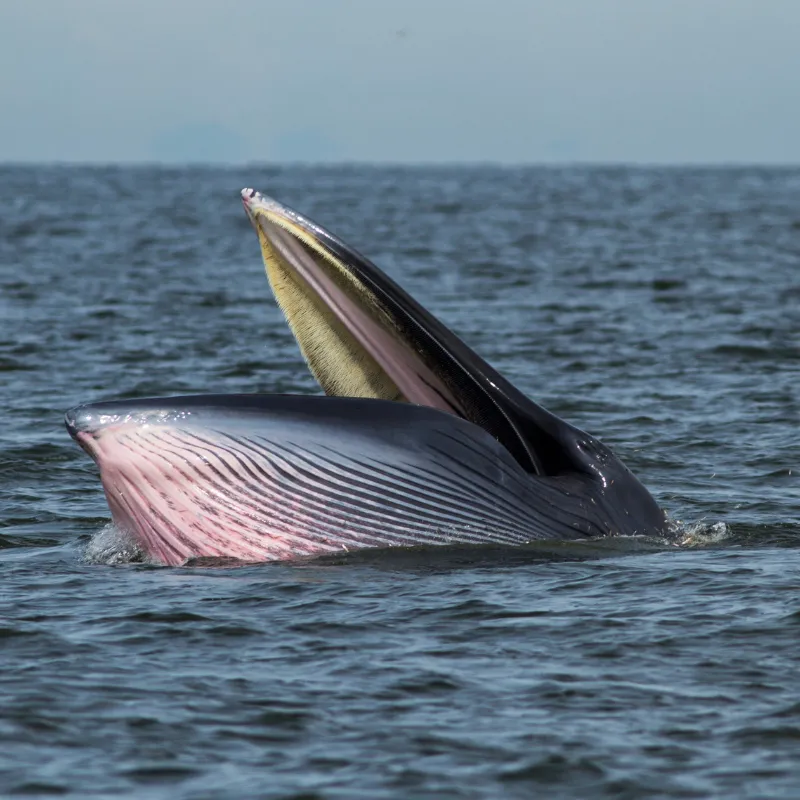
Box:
82, 523, 145, 565
670, 518, 732, 546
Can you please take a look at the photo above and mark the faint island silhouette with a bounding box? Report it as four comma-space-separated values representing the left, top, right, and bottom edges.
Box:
148, 123, 343, 164
149, 122, 248, 164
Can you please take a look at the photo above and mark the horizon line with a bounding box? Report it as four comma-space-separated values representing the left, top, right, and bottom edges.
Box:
1, 159, 799, 169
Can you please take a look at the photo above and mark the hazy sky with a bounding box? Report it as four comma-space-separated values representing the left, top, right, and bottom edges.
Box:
1, 0, 798, 163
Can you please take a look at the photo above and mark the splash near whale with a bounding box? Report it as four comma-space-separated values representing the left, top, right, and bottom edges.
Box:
65, 188, 668, 565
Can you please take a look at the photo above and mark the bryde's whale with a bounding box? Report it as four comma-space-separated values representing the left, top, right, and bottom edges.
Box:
65, 188, 668, 566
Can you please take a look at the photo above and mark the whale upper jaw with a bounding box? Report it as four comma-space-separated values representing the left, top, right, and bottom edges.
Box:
239, 187, 665, 537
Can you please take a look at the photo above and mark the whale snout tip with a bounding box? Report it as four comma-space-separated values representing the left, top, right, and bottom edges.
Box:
241, 188, 287, 219
241, 187, 261, 223
241, 187, 259, 209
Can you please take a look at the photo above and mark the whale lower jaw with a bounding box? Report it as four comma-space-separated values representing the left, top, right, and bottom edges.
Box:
66, 395, 629, 566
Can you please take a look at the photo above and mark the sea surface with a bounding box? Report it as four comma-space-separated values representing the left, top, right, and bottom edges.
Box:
1, 165, 798, 798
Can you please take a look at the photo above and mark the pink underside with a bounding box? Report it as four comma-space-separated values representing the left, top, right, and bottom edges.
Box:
89, 427, 346, 566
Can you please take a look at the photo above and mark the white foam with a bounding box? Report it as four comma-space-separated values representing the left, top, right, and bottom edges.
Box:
82, 523, 145, 565
670, 518, 732, 546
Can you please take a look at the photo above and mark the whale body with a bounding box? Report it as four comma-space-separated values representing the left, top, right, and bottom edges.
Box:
65, 189, 668, 565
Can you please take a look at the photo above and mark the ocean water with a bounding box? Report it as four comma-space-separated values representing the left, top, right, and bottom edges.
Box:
1, 165, 798, 798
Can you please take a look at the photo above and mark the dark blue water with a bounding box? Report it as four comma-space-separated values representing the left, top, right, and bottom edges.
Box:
1, 165, 799, 798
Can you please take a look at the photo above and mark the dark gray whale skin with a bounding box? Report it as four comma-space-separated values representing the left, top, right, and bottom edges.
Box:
65, 190, 669, 564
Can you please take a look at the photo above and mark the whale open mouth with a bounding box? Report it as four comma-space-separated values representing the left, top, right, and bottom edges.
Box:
65, 188, 667, 565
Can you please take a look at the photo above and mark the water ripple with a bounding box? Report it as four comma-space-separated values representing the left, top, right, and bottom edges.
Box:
1, 165, 799, 798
